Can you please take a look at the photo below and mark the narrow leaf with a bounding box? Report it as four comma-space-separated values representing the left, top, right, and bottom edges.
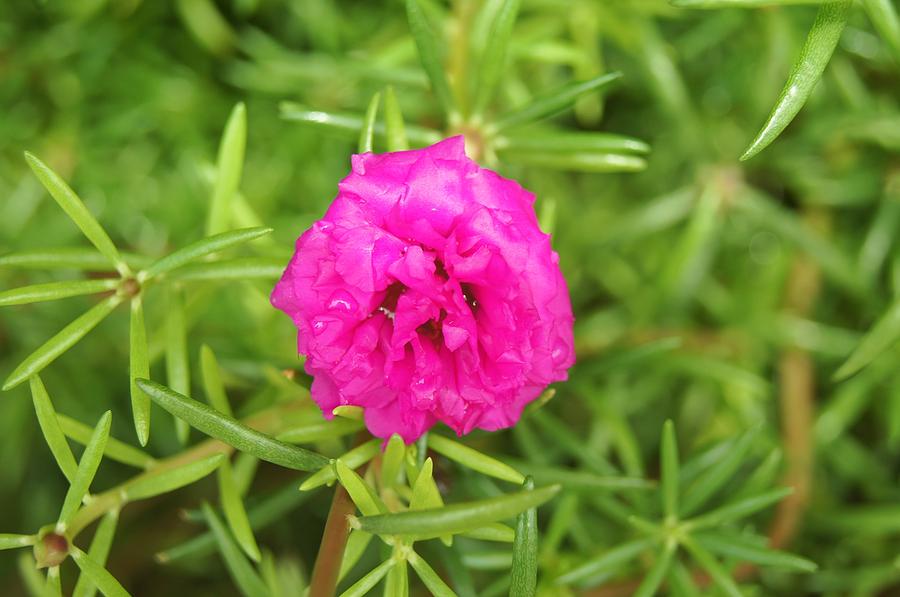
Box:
164, 288, 191, 445
72, 511, 119, 597
338, 531, 373, 582
741, 1, 852, 160
694, 531, 817, 573
58, 415, 155, 469
279, 104, 442, 146
299, 440, 380, 490
142, 227, 272, 279
218, 459, 262, 562
201, 504, 270, 597
30, 376, 78, 483
0, 279, 119, 307
633, 541, 677, 597
460, 523, 515, 543
687, 487, 792, 530
661, 420, 679, 519
0, 534, 36, 550
338, 558, 396, 597
497, 150, 646, 173
24, 152, 124, 273
410, 458, 445, 511
276, 418, 363, 444
70, 547, 131, 597
136, 379, 328, 471
554, 537, 656, 586
3, 295, 122, 391
0, 248, 149, 271
384, 557, 408, 597
200, 344, 233, 417
681, 537, 743, 597
473, 0, 521, 116
129, 455, 229, 500
336, 459, 387, 516
208, 103, 247, 235
359, 92, 382, 153
409, 550, 456, 597
834, 300, 900, 380
672, 0, 829, 6
59, 411, 111, 527
129, 298, 150, 447
380, 434, 405, 489
681, 429, 758, 517
495, 132, 650, 155
863, 0, 900, 62
384, 86, 409, 151
166, 256, 285, 281
405, 0, 457, 119
510, 477, 538, 597
428, 434, 524, 484
354, 485, 560, 538
493, 72, 622, 130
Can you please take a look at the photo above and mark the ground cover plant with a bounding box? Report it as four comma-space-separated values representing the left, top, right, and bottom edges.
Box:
1, 0, 900, 596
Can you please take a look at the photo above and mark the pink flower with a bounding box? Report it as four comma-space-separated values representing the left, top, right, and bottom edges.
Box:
271, 136, 575, 443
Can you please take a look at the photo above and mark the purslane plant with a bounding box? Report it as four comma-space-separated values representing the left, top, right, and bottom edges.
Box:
0, 1, 855, 595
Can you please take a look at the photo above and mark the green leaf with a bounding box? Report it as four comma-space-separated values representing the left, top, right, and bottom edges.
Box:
30, 376, 78, 483
508, 461, 653, 492
200, 344, 233, 417
741, 1, 852, 160
17, 552, 48, 597
218, 459, 262, 562
208, 103, 247, 236
57, 414, 155, 470
681, 537, 743, 597
459, 523, 515, 543
472, 0, 521, 117
661, 420, 679, 520
672, 0, 828, 7
336, 459, 387, 516
493, 72, 622, 130
408, 550, 457, 597
276, 418, 363, 444
380, 434, 405, 489
136, 379, 328, 471
201, 503, 270, 597
299, 439, 381, 490
0, 248, 150, 272
129, 298, 151, 447
3, 295, 122, 391
633, 540, 677, 597
166, 256, 286, 281
353, 485, 560, 538
24, 152, 125, 274
863, 0, 900, 62
384, 557, 409, 597
686, 487, 792, 530
494, 132, 650, 155
694, 531, 817, 573
142, 227, 272, 279
0, 534, 36, 550
164, 288, 191, 445
405, 0, 458, 120
428, 434, 524, 484
338, 558, 396, 597
338, 531, 373, 582
0, 279, 119, 307
681, 429, 758, 516
70, 546, 131, 597
409, 458, 445, 511
279, 104, 443, 146
72, 511, 119, 597
59, 411, 111, 528
46, 567, 62, 597
125, 454, 227, 501
554, 537, 656, 586
497, 150, 646, 173
359, 92, 382, 153
510, 477, 538, 597
384, 86, 409, 151
834, 300, 900, 380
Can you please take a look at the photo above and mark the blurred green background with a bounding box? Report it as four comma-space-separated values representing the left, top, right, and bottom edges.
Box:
1, 0, 899, 595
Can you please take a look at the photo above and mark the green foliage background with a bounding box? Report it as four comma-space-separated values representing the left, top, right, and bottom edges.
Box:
1, 0, 899, 595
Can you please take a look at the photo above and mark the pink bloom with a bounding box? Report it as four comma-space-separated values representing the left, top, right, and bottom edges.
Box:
271, 136, 575, 443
